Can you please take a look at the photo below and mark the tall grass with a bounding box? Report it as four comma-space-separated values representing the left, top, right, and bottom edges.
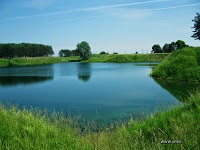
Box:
0, 106, 93, 149
0, 93, 200, 149
151, 47, 200, 82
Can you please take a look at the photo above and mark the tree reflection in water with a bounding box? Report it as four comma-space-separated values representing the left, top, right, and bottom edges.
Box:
0, 76, 53, 87
77, 63, 91, 82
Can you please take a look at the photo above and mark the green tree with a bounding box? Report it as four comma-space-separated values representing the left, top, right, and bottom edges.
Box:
169, 42, 176, 52
192, 13, 200, 40
76, 41, 91, 60
100, 51, 106, 54
152, 44, 162, 53
175, 40, 187, 50
162, 44, 170, 53
0, 43, 54, 58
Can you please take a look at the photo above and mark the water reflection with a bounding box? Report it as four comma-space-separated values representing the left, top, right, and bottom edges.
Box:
0, 65, 55, 77
0, 65, 55, 87
77, 63, 91, 82
0, 76, 53, 87
153, 78, 200, 102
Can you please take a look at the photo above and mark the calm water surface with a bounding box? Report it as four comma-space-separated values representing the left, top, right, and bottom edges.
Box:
0, 62, 193, 124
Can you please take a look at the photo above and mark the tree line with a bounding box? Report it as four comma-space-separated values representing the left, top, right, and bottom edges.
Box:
0, 43, 54, 58
151, 40, 189, 53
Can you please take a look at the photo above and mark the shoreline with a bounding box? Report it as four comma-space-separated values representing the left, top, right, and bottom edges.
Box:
0, 53, 170, 67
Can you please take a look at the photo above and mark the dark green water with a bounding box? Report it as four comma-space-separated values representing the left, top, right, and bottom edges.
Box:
0, 62, 194, 125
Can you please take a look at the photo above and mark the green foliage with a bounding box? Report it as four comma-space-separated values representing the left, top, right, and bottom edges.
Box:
0, 43, 54, 58
192, 13, 200, 40
153, 40, 189, 53
99, 51, 108, 54
0, 93, 200, 149
151, 47, 200, 82
59, 49, 79, 57
169, 42, 176, 52
162, 44, 170, 53
76, 41, 92, 60
152, 44, 162, 53
175, 40, 188, 50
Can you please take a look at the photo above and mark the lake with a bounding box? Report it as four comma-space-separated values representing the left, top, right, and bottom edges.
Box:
0, 62, 196, 125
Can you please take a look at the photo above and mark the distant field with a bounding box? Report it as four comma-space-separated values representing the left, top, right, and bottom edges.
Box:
87, 53, 170, 63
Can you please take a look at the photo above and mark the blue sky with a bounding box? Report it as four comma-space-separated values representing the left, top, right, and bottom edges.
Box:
0, 0, 200, 55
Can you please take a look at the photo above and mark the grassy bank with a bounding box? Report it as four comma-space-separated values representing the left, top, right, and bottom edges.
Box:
151, 47, 200, 82
87, 53, 169, 63
0, 57, 70, 67
0, 93, 199, 149
0, 54, 169, 67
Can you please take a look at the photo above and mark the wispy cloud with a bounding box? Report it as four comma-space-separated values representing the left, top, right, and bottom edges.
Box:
49, 1, 200, 24
1, 0, 200, 24
0, 0, 170, 23
146, 2, 200, 11
81, 0, 171, 11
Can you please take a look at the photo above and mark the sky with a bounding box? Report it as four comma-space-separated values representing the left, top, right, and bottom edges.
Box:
0, 0, 200, 55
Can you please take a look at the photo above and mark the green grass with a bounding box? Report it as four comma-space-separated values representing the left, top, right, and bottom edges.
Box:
0, 59, 9, 67
0, 93, 199, 149
0, 106, 93, 150
0, 57, 71, 67
8, 57, 69, 66
87, 53, 169, 63
151, 47, 200, 82
0, 54, 169, 67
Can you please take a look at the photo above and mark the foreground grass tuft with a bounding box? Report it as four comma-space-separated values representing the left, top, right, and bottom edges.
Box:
0, 93, 200, 149
0, 106, 93, 149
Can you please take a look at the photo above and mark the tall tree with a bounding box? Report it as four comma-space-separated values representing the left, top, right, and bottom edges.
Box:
169, 42, 176, 52
175, 40, 187, 50
162, 44, 170, 53
76, 41, 91, 60
192, 13, 200, 40
152, 44, 162, 53
0, 43, 54, 58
